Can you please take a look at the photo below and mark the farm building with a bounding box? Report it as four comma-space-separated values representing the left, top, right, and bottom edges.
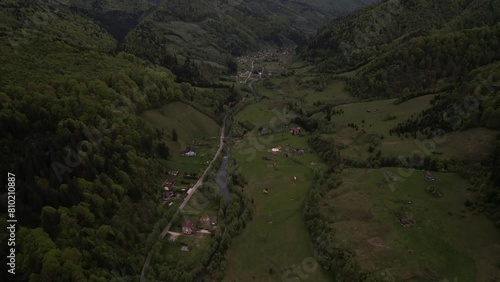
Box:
289, 127, 301, 135
182, 220, 195, 234
163, 179, 176, 190
238, 70, 251, 78
168, 170, 180, 176
270, 147, 281, 153
210, 216, 218, 226
398, 216, 412, 227
259, 127, 271, 135
163, 190, 174, 200
181, 148, 197, 157
424, 171, 437, 181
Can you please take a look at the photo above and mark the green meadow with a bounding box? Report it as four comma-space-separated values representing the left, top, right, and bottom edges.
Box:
141, 101, 221, 174
225, 134, 330, 282
225, 55, 499, 282
311, 95, 498, 161
223, 97, 330, 282
320, 167, 500, 281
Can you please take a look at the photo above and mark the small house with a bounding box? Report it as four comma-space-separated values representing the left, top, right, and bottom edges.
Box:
182, 148, 197, 157
424, 171, 436, 181
168, 171, 180, 176
289, 127, 301, 135
238, 71, 251, 78
398, 216, 412, 227
163, 179, 176, 191
259, 127, 271, 135
182, 220, 195, 234
163, 190, 174, 200
270, 147, 281, 154
210, 216, 218, 226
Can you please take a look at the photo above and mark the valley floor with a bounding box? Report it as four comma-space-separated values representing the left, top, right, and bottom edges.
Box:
221, 51, 500, 282
224, 102, 331, 281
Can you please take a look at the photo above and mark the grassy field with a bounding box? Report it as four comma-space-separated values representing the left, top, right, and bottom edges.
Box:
303, 79, 353, 104
223, 97, 331, 282
259, 72, 356, 107
319, 167, 500, 282
141, 101, 221, 174
223, 57, 500, 282
225, 134, 330, 282
324, 95, 436, 135
160, 232, 214, 272
433, 127, 498, 159
312, 95, 498, 161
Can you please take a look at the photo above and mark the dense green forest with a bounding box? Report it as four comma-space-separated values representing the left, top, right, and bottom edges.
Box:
0, 1, 259, 280
123, 0, 365, 83
300, 0, 500, 97
0, 1, 197, 280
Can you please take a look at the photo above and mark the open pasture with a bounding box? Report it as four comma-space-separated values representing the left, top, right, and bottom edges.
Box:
319, 167, 500, 282
224, 126, 330, 282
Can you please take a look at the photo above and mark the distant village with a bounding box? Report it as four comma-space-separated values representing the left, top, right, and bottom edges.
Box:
232, 48, 292, 82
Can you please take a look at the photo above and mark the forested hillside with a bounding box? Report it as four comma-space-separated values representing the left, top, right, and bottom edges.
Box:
0, 1, 192, 280
123, 0, 366, 84
66, 0, 161, 43
298, 0, 500, 266
300, 0, 500, 97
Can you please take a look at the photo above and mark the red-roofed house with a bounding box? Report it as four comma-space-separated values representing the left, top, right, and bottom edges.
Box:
163, 179, 176, 191
182, 220, 195, 234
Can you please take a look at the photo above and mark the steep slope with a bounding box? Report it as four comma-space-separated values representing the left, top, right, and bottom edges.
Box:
301, 0, 499, 64
294, 2, 500, 279
123, 0, 367, 83
299, 0, 500, 98
0, 1, 202, 281
66, 0, 161, 42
